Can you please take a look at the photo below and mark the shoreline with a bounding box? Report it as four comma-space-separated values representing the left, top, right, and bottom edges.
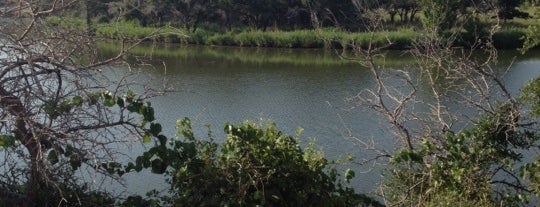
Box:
92, 23, 528, 50
45, 17, 532, 50
99, 28, 528, 50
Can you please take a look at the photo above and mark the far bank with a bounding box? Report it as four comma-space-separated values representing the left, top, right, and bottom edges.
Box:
48, 17, 532, 50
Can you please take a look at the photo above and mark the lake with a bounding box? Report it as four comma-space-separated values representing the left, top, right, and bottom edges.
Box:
98, 43, 540, 197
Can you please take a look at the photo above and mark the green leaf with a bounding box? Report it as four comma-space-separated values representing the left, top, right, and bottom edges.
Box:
392, 149, 422, 163
71, 96, 83, 107
150, 123, 162, 136
70, 159, 81, 170
44, 105, 59, 119
143, 134, 152, 143
116, 97, 125, 108
141, 120, 147, 128
134, 157, 144, 172
102, 92, 116, 107
104, 162, 121, 174
151, 159, 166, 174
126, 102, 142, 113
345, 168, 355, 182
126, 162, 136, 172
47, 150, 59, 165
157, 135, 167, 146
59, 101, 73, 113
0, 135, 16, 148
104, 97, 115, 107
142, 104, 155, 122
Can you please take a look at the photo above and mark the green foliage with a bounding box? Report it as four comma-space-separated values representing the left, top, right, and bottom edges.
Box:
26, 183, 118, 207
120, 191, 162, 207
520, 77, 540, 115
38, 90, 165, 183
44, 96, 85, 120
55, 0, 539, 50
386, 103, 524, 205
420, 0, 462, 33
520, 25, 540, 53
91, 0, 358, 31
57, 12, 537, 50
126, 119, 381, 206
213, 30, 325, 48
169, 28, 417, 49
384, 81, 540, 206
0, 134, 16, 149
46, 16, 87, 30
91, 21, 532, 49
90, 21, 421, 49
95, 21, 186, 42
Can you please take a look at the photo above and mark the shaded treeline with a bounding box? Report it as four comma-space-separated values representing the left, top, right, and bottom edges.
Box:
81, 0, 531, 32
87, 0, 358, 31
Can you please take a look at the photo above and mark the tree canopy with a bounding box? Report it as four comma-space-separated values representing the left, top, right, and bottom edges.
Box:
81, 0, 529, 31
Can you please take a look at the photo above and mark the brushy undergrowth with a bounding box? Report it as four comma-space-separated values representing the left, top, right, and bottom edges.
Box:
47, 17, 529, 50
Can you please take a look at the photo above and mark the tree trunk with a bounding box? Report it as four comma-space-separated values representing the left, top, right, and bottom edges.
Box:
1, 88, 42, 206
389, 11, 396, 23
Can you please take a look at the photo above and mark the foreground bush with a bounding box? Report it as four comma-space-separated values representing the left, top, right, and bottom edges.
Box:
382, 77, 540, 206
126, 119, 382, 206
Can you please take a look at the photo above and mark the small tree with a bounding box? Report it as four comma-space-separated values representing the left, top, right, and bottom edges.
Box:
421, 0, 462, 33
383, 102, 535, 205
0, 1, 163, 205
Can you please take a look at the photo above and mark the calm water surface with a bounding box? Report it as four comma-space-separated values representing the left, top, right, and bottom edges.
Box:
101, 45, 540, 196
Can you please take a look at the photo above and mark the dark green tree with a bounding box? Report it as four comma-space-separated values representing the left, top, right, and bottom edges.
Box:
385, 0, 421, 23
421, 0, 462, 32
176, 0, 220, 31
497, 0, 528, 21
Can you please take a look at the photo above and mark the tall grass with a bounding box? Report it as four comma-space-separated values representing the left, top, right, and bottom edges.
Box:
205, 28, 418, 49
207, 30, 325, 48
49, 18, 529, 50
96, 21, 187, 42
88, 21, 419, 49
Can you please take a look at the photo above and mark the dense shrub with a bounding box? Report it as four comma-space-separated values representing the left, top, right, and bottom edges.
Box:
129, 119, 381, 207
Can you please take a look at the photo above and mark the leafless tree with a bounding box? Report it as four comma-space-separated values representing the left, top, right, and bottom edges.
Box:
0, 1, 163, 205
342, 1, 530, 205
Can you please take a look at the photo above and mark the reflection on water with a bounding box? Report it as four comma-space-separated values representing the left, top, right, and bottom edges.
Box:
99, 41, 416, 67
99, 43, 540, 196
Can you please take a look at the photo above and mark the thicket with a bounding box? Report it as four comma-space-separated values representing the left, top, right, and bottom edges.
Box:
116, 118, 383, 206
